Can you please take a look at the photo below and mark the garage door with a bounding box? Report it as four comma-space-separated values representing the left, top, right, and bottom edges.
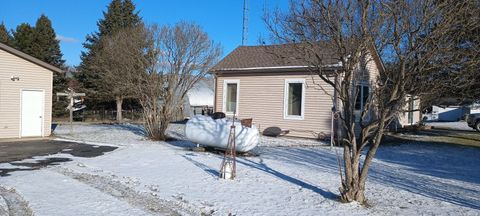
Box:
21, 90, 44, 137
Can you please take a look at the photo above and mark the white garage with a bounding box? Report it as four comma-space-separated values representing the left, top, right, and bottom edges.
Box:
0, 42, 62, 139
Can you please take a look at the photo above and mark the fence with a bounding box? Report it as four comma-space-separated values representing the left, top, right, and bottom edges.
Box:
53, 109, 187, 123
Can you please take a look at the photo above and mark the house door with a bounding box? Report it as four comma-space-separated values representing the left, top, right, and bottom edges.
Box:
21, 90, 43, 137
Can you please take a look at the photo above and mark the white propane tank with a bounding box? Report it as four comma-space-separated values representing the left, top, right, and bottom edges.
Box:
185, 115, 259, 153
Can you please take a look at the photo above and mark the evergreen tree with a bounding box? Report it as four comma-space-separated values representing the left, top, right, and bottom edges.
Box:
33, 15, 69, 117
76, 0, 141, 116
33, 14, 65, 67
12, 23, 35, 54
0, 22, 13, 46
11, 16, 68, 117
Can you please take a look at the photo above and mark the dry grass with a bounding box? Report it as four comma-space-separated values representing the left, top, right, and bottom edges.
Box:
385, 129, 480, 148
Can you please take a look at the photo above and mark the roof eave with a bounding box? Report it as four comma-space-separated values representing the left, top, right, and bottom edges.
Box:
0, 42, 64, 73
209, 65, 341, 74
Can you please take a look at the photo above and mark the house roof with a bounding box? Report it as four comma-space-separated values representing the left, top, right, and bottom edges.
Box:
0, 42, 64, 73
209, 43, 341, 73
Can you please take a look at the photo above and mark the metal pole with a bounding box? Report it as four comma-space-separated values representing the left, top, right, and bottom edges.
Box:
70, 95, 73, 135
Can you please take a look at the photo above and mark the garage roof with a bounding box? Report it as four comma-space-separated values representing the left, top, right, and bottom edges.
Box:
0, 42, 63, 73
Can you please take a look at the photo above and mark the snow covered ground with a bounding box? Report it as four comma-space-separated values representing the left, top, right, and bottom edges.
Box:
0, 123, 479, 215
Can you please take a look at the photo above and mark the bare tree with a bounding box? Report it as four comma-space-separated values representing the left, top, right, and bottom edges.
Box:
144, 23, 221, 140
91, 26, 147, 123
265, 0, 475, 203
136, 23, 221, 140
93, 22, 220, 140
416, 0, 480, 107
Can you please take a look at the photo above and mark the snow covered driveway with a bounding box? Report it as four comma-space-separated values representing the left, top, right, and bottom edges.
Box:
0, 123, 479, 215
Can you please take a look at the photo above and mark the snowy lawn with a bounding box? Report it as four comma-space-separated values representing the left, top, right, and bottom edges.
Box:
0, 123, 479, 215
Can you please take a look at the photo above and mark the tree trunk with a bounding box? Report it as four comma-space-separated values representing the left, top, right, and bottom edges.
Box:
340, 181, 366, 203
340, 113, 388, 204
340, 130, 367, 204
116, 96, 123, 123
142, 104, 170, 141
146, 116, 169, 141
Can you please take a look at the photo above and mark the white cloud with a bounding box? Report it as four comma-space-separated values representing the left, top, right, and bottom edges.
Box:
56, 35, 79, 43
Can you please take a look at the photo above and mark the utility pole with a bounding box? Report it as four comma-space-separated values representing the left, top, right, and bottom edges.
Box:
242, 0, 249, 45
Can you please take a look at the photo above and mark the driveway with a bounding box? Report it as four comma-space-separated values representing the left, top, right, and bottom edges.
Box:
0, 139, 117, 176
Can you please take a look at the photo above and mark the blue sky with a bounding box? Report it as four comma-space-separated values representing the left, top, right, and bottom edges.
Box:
0, 0, 290, 66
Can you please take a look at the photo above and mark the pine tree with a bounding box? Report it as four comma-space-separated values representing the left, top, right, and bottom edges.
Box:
0, 22, 13, 46
33, 15, 68, 117
11, 16, 68, 117
33, 14, 65, 67
76, 0, 141, 121
12, 23, 35, 54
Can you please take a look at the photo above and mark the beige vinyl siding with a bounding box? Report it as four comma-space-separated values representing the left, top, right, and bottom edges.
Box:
0, 48, 53, 138
353, 52, 381, 135
365, 53, 380, 84
216, 72, 334, 139
398, 96, 421, 126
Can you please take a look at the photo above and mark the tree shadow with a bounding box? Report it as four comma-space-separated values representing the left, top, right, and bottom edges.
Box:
371, 141, 480, 210
180, 146, 338, 200
181, 154, 219, 178
255, 145, 480, 210
110, 124, 147, 137
165, 139, 197, 149
238, 157, 338, 200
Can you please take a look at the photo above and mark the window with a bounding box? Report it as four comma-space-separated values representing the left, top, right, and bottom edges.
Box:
355, 85, 370, 110
284, 79, 305, 120
223, 80, 239, 114
354, 84, 370, 122
407, 98, 415, 124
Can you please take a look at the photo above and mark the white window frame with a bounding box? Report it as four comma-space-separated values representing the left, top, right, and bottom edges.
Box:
354, 83, 370, 122
354, 83, 370, 111
222, 79, 240, 115
284, 79, 305, 120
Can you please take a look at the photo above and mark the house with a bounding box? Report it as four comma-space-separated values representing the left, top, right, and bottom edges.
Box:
396, 95, 422, 126
0, 42, 62, 139
209, 44, 418, 139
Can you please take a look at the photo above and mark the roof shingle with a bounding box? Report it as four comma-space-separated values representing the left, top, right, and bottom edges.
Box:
210, 43, 340, 72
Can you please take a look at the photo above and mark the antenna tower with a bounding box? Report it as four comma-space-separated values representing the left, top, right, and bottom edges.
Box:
242, 0, 249, 45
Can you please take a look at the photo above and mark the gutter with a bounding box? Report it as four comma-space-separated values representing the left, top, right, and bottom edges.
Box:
209, 65, 342, 75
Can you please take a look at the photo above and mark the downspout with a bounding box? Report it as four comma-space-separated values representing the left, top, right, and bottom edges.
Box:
331, 70, 339, 148
213, 74, 218, 112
